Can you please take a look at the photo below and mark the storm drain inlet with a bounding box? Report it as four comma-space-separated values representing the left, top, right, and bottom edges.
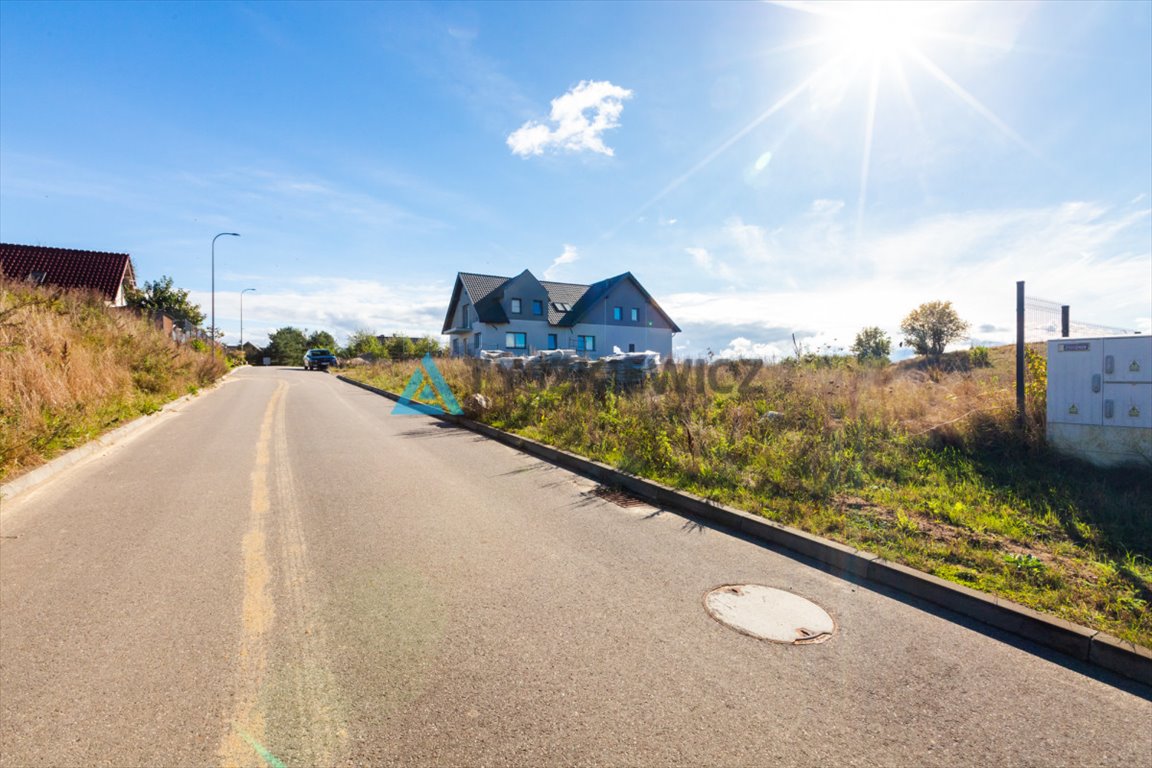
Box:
705, 585, 835, 644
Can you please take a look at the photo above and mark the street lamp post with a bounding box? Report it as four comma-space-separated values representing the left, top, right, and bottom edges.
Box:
240, 288, 256, 357
211, 232, 240, 357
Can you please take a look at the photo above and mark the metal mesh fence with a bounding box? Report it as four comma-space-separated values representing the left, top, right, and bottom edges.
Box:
1024, 295, 1135, 342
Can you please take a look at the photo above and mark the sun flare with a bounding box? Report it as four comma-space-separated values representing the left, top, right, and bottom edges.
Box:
825, 1, 934, 60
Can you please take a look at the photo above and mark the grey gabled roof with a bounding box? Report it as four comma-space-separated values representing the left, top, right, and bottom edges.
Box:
459, 273, 507, 307
441, 269, 680, 333
539, 280, 590, 325
560, 272, 682, 332
442, 272, 511, 332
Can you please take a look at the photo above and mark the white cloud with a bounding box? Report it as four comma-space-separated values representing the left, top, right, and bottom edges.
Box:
686, 246, 734, 280
808, 198, 845, 217
544, 244, 580, 280
192, 276, 450, 347
717, 337, 792, 361
507, 80, 634, 157
659, 200, 1150, 359
724, 215, 776, 263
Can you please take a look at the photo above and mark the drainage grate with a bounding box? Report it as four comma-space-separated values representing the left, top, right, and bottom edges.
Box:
590, 485, 648, 508
705, 584, 835, 644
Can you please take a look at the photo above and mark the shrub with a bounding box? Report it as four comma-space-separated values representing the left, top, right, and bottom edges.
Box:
969, 346, 991, 368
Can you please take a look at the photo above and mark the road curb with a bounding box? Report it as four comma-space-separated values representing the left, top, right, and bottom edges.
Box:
1, 367, 241, 504
338, 374, 1152, 687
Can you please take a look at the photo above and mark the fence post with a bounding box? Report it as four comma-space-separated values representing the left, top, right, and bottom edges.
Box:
1016, 281, 1025, 428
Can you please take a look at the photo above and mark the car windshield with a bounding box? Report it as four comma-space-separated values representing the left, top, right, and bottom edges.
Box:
310, 349, 331, 356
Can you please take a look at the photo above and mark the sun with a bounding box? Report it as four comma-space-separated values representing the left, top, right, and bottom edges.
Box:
821, 1, 937, 62
615, 1, 1033, 239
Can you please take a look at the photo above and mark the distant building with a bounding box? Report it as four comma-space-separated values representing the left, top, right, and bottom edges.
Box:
0, 243, 136, 306
442, 269, 679, 359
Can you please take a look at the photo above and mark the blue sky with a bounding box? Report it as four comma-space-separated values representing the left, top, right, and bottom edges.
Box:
2, 0, 1149, 357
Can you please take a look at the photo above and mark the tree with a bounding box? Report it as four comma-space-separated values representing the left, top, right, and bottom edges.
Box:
413, 335, 444, 357
343, 328, 387, 360
386, 334, 416, 361
900, 301, 970, 358
306, 330, 337, 350
265, 326, 308, 365
126, 275, 205, 326
851, 326, 891, 362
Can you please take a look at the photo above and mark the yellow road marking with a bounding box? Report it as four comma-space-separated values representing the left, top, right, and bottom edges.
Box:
220, 382, 284, 768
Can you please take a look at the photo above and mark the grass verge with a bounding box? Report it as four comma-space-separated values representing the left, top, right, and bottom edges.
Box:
345, 352, 1152, 647
0, 280, 227, 483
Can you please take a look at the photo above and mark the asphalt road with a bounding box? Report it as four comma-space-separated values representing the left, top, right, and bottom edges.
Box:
2, 366, 1149, 767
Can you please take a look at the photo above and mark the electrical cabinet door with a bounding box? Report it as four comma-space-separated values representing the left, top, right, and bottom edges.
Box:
1101, 382, 1152, 429
1047, 339, 1102, 426
1102, 336, 1152, 385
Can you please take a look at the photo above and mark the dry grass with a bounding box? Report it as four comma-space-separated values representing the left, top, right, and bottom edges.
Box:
0, 279, 226, 481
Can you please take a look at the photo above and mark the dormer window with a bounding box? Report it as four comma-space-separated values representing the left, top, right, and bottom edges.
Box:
510, 298, 522, 314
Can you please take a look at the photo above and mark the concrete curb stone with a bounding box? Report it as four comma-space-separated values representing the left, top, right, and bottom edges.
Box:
338, 374, 1152, 688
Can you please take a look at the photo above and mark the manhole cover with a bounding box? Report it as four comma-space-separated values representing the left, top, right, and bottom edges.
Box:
590, 485, 647, 508
704, 584, 835, 644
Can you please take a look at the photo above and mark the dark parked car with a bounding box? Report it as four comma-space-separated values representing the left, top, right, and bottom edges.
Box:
304, 348, 338, 371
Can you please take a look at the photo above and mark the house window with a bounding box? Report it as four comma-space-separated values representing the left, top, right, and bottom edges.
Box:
532, 299, 543, 316
462, 304, 470, 326
630, 307, 639, 322
473, 332, 482, 349
547, 334, 557, 350
613, 306, 622, 321
506, 332, 527, 349
628, 343, 636, 352
552, 302, 570, 313
576, 335, 595, 352
510, 298, 522, 314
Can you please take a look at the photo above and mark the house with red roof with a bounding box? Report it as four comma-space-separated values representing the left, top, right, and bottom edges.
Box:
0, 243, 137, 306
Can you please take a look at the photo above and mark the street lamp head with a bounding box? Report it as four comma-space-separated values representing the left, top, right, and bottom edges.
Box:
211, 232, 241, 358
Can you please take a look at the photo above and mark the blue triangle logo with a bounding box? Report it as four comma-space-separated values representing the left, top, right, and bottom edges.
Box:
392, 354, 463, 416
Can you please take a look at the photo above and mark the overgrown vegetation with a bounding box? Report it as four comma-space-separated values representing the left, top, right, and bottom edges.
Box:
347, 347, 1152, 646
125, 274, 205, 326
0, 279, 226, 482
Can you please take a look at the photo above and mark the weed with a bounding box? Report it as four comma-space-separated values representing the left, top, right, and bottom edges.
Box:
969, 346, 992, 368
0, 279, 226, 481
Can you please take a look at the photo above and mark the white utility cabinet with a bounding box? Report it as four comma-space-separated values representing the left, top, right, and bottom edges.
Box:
1046, 335, 1152, 467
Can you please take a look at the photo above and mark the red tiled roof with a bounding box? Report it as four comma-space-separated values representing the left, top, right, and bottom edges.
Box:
0, 243, 135, 304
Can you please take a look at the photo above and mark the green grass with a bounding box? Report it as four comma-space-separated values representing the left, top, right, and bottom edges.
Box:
345, 354, 1152, 646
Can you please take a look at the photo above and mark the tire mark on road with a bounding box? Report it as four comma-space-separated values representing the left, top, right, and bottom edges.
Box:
263, 382, 348, 765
